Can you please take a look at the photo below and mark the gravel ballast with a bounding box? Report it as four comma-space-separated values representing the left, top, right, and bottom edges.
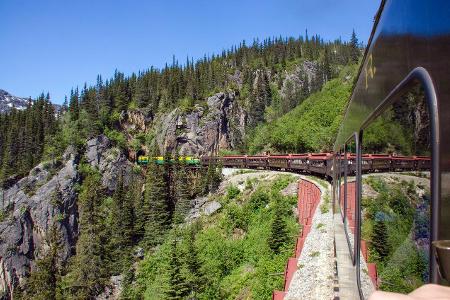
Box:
285, 177, 335, 300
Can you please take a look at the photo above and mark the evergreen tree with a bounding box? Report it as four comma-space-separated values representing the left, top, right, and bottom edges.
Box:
350, 29, 359, 63
184, 225, 204, 297
109, 171, 134, 273
69, 167, 108, 299
268, 198, 289, 254
371, 219, 390, 261
173, 163, 191, 225
69, 88, 80, 121
132, 179, 146, 241
143, 158, 171, 247
323, 47, 332, 82
166, 237, 189, 300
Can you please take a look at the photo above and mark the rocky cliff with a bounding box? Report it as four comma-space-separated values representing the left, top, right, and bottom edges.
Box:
120, 64, 320, 158
121, 91, 247, 157
156, 91, 247, 156
0, 135, 133, 299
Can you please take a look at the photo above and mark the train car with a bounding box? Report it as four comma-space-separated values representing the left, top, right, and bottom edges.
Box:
178, 156, 201, 165
361, 154, 372, 173
222, 155, 247, 168
288, 154, 309, 172
246, 155, 268, 169
368, 154, 391, 172
347, 153, 357, 175
415, 155, 431, 171
200, 156, 218, 166
267, 155, 290, 170
391, 155, 416, 171
308, 153, 333, 176
137, 155, 149, 165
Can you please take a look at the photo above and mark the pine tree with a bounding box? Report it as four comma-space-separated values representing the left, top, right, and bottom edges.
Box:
323, 47, 332, 82
70, 168, 108, 299
132, 179, 146, 241
268, 197, 289, 254
350, 30, 359, 63
371, 219, 390, 261
184, 224, 204, 297
166, 237, 189, 300
109, 171, 134, 273
69, 88, 80, 121
143, 159, 171, 247
173, 163, 191, 224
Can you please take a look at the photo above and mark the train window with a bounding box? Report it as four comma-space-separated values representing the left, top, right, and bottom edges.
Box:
338, 149, 344, 219
345, 136, 357, 262
359, 84, 431, 298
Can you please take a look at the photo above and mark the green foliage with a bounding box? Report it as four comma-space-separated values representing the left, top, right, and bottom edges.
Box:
173, 165, 191, 224
268, 194, 290, 254
143, 161, 171, 247
0, 94, 57, 182
362, 177, 430, 293
320, 193, 330, 214
166, 238, 189, 299
126, 176, 298, 299
226, 185, 240, 200
379, 239, 427, 293
108, 172, 135, 274
60, 165, 109, 299
247, 188, 270, 212
248, 65, 357, 154
104, 128, 127, 149
371, 220, 390, 262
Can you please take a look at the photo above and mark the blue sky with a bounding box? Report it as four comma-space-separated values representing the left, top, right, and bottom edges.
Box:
0, 0, 380, 104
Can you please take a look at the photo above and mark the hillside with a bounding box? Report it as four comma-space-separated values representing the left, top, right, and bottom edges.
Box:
123, 171, 300, 300
247, 64, 357, 154
0, 34, 362, 299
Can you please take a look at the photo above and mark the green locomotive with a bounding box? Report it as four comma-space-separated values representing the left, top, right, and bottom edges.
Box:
137, 156, 200, 166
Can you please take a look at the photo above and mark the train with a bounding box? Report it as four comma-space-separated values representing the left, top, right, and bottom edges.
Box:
136, 156, 200, 165
136, 153, 430, 178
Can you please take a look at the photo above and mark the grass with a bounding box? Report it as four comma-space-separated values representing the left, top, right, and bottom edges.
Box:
320, 193, 330, 214
310, 251, 320, 257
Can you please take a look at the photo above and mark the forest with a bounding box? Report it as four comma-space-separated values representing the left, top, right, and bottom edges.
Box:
0, 31, 361, 185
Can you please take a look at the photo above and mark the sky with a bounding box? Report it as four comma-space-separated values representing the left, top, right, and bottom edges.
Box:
0, 0, 381, 104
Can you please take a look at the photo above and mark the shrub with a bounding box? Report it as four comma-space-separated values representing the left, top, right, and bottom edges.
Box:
226, 185, 240, 200
247, 188, 270, 211
104, 128, 127, 149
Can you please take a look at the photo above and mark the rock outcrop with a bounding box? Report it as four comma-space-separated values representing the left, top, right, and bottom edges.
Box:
0, 135, 134, 299
85, 135, 134, 191
0, 147, 79, 299
156, 91, 247, 156
280, 61, 319, 98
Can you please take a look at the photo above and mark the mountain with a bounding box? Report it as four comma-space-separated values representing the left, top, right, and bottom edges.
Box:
0, 89, 62, 114
0, 89, 28, 113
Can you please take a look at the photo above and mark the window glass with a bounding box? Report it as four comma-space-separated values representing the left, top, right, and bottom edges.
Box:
345, 137, 357, 261
338, 150, 344, 219
359, 85, 431, 298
